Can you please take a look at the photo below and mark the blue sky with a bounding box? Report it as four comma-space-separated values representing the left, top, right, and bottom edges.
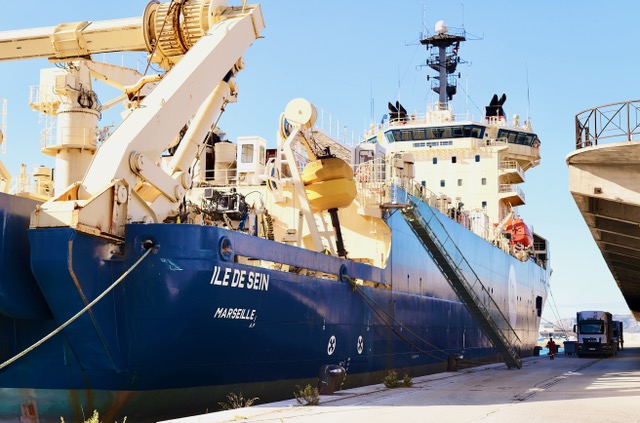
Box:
0, 1, 636, 323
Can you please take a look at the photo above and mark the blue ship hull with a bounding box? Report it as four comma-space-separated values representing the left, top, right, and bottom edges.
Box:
0, 193, 549, 422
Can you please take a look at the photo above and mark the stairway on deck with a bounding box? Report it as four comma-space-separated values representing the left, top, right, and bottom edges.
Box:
401, 201, 522, 369
309, 128, 352, 163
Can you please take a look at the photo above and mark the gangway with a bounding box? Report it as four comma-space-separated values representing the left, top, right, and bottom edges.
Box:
400, 196, 522, 369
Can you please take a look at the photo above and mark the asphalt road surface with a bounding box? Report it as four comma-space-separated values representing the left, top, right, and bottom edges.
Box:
163, 347, 640, 423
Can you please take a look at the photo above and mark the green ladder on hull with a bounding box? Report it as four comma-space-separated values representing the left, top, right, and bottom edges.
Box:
400, 200, 523, 369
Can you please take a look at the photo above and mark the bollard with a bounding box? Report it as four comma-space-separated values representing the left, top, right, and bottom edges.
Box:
317, 364, 346, 394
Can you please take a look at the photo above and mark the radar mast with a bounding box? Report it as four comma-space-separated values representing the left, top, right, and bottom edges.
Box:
420, 21, 466, 110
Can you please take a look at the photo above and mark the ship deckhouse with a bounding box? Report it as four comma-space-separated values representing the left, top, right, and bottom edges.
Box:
360, 21, 541, 239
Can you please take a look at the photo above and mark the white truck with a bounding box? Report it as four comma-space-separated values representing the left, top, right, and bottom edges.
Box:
575, 311, 616, 357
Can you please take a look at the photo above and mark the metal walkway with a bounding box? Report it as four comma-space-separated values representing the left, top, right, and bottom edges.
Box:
400, 199, 522, 369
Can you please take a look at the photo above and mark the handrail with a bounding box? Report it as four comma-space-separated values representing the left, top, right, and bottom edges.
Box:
499, 184, 525, 202
499, 160, 521, 172
317, 107, 363, 148
575, 99, 640, 149
398, 190, 522, 368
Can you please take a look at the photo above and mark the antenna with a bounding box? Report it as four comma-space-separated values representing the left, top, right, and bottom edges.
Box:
397, 64, 401, 108
422, 3, 428, 37
465, 67, 469, 119
370, 82, 374, 125
526, 63, 531, 123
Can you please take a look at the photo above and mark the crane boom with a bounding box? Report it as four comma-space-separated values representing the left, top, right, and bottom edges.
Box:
0, 18, 146, 62
30, 2, 265, 240
0, 1, 243, 69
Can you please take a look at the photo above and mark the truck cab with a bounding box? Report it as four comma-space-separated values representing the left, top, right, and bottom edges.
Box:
575, 310, 616, 357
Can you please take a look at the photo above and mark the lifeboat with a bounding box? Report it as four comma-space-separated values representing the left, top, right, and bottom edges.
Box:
301, 157, 356, 212
504, 217, 533, 247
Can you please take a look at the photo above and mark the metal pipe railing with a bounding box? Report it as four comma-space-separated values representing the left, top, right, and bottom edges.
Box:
575, 99, 640, 149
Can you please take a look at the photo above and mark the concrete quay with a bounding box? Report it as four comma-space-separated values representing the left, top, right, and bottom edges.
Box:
162, 346, 640, 423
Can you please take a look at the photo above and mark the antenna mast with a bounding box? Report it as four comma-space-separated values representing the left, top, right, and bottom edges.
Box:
526, 63, 531, 123
421, 21, 465, 111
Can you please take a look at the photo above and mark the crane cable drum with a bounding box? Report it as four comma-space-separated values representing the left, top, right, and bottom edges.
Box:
143, 0, 231, 70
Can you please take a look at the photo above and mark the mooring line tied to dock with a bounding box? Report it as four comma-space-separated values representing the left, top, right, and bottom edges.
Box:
0, 246, 154, 371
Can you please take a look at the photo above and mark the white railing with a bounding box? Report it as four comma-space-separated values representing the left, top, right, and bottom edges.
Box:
196, 168, 239, 187
499, 160, 524, 180
11, 171, 53, 198
363, 109, 532, 139
317, 108, 363, 149
39, 120, 99, 152
499, 184, 525, 202
500, 160, 520, 172
38, 114, 55, 151
353, 159, 390, 206
30, 85, 60, 113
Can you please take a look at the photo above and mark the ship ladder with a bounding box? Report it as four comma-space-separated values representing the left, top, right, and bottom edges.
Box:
400, 200, 523, 369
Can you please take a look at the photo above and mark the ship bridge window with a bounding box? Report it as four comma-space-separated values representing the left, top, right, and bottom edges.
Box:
386, 125, 485, 143
385, 131, 395, 143
471, 127, 484, 138
428, 129, 441, 139
497, 129, 537, 146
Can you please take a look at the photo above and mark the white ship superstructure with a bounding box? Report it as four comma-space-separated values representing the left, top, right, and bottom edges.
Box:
355, 22, 543, 261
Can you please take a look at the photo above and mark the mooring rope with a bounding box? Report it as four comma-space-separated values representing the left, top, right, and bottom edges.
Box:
0, 246, 153, 371
348, 279, 449, 362
350, 281, 505, 366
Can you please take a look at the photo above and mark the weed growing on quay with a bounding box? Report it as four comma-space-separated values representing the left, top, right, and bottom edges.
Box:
382, 369, 413, 388
294, 384, 320, 406
218, 392, 260, 410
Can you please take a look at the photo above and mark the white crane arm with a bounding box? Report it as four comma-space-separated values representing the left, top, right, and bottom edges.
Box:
0, 18, 146, 62
0, 1, 242, 69
31, 3, 265, 238
82, 7, 263, 193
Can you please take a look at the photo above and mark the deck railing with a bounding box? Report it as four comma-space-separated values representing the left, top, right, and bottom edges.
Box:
317, 108, 362, 148
575, 99, 640, 149
499, 184, 525, 202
